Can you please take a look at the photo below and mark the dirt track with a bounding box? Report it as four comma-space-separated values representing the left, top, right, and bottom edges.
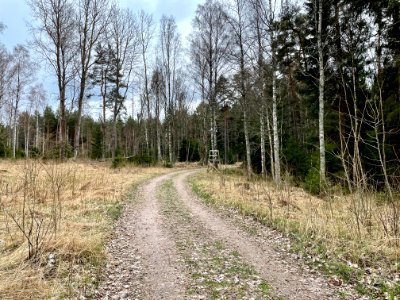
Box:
96, 169, 353, 300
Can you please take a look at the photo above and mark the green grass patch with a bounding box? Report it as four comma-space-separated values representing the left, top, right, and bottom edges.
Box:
106, 203, 124, 221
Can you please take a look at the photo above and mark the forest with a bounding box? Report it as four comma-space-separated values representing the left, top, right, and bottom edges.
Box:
0, 0, 399, 194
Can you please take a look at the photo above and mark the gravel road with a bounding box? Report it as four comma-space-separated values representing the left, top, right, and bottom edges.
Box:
96, 169, 354, 300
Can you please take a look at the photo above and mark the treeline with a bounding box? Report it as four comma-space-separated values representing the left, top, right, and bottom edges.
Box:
0, 0, 399, 193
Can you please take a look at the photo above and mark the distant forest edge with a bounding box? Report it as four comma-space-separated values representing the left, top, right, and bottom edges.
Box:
0, 0, 399, 194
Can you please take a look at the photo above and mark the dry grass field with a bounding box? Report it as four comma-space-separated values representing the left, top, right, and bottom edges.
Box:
0, 160, 170, 299
192, 168, 400, 297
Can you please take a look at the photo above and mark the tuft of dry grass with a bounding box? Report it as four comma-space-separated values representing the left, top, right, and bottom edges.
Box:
0, 159, 170, 299
192, 168, 400, 295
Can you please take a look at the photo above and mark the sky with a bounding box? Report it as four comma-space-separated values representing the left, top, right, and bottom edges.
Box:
0, 0, 203, 114
0, 0, 202, 49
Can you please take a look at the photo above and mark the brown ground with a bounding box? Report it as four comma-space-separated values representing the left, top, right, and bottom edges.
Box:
96, 169, 359, 300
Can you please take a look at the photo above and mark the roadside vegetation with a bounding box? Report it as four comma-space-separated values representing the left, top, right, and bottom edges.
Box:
0, 159, 168, 299
191, 167, 400, 299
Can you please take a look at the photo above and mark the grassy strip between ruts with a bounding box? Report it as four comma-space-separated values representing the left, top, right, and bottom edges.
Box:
158, 179, 275, 300
189, 169, 400, 300
0, 160, 170, 299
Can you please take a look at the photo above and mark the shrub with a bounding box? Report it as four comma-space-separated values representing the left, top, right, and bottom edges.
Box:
127, 154, 155, 166
0, 143, 10, 157
111, 156, 125, 169
42, 144, 73, 160
304, 167, 320, 195
164, 162, 174, 168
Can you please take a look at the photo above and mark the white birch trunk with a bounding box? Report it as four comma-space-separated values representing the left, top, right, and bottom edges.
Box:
272, 70, 280, 184
12, 115, 17, 159
168, 124, 173, 163
243, 109, 252, 175
210, 107, 217, 151
260, 105, 266, 177
144, 122, 149, 153
202, 106, 208, 163
317, 0, 326, 184
266, 108, 275, 179
42, 120, 46, 155
269, 0, 280, 185
156, 121, 161, 161
210, 116, 214, 151
35, 113, 39, 149
25, 117, 30, 158
213, 111, 217, 151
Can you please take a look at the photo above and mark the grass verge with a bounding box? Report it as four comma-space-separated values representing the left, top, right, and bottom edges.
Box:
190, 169, 400, 299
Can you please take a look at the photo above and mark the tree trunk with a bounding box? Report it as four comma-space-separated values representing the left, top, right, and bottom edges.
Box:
59, 91, 67, 160
243, 109, 252, 175
374, 24, 392, 198
317, 0, 326, 185
35, 112, 39, 150
272, 70, 280, 184
156, 92, 162, 161
12, 109, 17, 159
202, 103, 208, 164
144, 119, 149, 152
111, 113, 117, 160
260, 105, 266, 177
12, 71, 21, 159
266, 107, 275, 179
168, 123, 173, 163
73, 76, 85, 159
210, 107, 217, 151
101, 73, 107, 160
269, 0, 280, 185
25, 116, 30, 158
156, 121, 161, 161
224, 108, 228, 165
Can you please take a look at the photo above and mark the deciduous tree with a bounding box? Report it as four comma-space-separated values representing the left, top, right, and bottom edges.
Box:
28, 0, 77, 159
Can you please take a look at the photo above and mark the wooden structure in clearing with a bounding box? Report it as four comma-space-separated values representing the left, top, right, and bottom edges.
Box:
208, 150, 220, 171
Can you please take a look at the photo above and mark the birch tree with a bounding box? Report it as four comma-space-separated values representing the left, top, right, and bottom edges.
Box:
316, 0, 326, 185
150, 66, 164, 161
138, 10, 155, 155
8, 45, 35, 158
253, 0, 281, 183
73, 0, 109, 158
269, 0, 281, 184
159, 15, 181, 163
189, 37, 209, 163
191, 0, 230, 154
251, 0, 268, 177
0, 46, 10, 116
28, 0, 77, 159
107, 5, 139, 159
227, 0, 253, 175
28, 84, 46, 153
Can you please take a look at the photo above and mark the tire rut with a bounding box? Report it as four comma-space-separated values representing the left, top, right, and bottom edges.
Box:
96, 169, 352, 300
96, 171, 187, 300
158, 179, 273, 299
174, 170, 345, 300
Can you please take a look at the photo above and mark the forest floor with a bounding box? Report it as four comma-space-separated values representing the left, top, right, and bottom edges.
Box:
95, 169, 362, 300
